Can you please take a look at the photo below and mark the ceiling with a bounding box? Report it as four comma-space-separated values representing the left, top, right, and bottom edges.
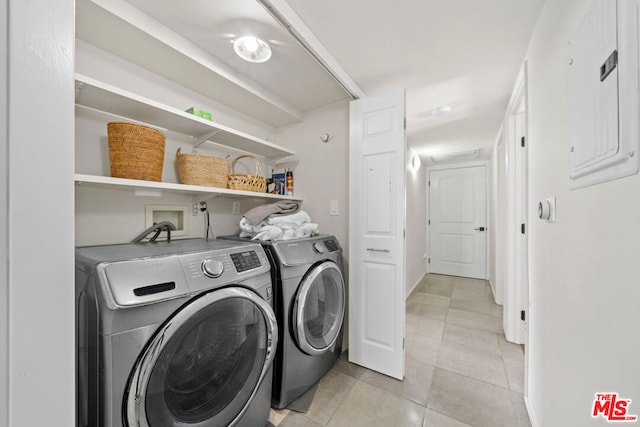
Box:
77, 0, 546, 160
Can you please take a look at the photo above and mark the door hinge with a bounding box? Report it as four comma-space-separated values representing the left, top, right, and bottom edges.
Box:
404, 118, 407, 130
600, 49, 618, 82
403, 337, 405, 349
428, 180, 430, 187
428, 219, 430, 225
521, 223, 525, 234
521, 136, 526, 147
521, 310, 526, 321
428, 258, 430, 264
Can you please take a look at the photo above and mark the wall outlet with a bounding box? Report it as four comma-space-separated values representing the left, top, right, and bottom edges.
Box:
232, 201, 241, 215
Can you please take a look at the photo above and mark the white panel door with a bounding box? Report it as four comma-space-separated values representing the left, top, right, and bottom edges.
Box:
349, 91, 406, 380
429, 166, 487, 279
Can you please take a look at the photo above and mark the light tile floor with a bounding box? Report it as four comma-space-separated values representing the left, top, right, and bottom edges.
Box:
269, 274, 531, 427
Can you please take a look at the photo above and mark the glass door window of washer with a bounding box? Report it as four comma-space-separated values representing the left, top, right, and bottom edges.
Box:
124, 288, 276, 427
293, 262, 345, 356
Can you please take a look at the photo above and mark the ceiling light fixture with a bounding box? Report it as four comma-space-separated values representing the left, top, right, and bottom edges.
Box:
233, 36, 272, 63
411, 153, 422, 171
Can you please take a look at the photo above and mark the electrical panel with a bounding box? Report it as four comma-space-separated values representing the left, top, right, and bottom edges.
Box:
566, 0, 639, 189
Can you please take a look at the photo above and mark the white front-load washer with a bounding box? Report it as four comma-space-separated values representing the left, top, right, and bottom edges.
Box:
75, 238, 277, 427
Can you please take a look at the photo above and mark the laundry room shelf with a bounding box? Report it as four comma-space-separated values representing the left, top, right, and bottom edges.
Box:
74, 174, 302, 201
74, 74, 296, 161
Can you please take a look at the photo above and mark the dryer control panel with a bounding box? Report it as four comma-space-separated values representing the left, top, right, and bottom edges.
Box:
272, 236, 342, 267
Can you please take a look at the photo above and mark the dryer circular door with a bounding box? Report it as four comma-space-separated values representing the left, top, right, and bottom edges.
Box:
123, 287, 277, 427
293, 261, 345, 356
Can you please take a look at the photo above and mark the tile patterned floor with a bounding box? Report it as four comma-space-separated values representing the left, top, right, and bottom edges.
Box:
269, 274, 531, 427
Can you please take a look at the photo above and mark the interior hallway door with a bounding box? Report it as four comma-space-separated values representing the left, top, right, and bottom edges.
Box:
428, 165, 487, 279
348, 91, 406, 380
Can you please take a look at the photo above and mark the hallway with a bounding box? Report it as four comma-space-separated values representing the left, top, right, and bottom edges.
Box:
270, 273, 530, 426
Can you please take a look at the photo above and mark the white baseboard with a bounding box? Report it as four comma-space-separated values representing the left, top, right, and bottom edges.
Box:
525, 395, 538, 427
407, 273, 426, 299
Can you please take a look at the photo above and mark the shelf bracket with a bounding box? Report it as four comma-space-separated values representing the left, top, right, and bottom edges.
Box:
75, 81, 85, 100
193, 130, 222, 150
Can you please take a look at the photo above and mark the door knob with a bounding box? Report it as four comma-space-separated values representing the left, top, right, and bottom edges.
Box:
474, 227, 485, 231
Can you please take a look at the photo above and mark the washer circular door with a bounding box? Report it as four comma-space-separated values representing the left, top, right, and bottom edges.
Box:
124, 287, 277, 427
293, 261, 345, 356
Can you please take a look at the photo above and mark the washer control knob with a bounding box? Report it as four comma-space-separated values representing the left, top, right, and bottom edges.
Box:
202, 258, 224, 278
313, 242, 326, 254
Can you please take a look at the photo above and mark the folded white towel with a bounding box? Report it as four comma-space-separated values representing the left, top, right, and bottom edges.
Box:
243, 201, 300, 225
253, 225, 283, 241
239, 217, 257, 234
267, 210, 311, 227
295, 223, 319, 237
237, 210, 318, 241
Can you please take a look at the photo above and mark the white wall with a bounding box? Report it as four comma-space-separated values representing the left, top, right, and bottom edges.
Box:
526, 0, 640, 425
5, 0, 75, 425
490, 128, 504, 304
406, 156, 427, 294
275, 101, 350, 256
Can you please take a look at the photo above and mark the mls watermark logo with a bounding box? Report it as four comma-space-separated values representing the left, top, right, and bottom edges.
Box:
592, 393, 638, 422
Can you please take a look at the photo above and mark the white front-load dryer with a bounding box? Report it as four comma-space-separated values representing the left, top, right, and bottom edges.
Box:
75, 238, 277, 427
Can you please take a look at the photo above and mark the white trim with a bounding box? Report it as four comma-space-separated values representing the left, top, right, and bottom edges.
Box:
426, 159, 489, 172
425, 168, 430, 276
525, 396, 538, 427
7, 0, 75, 424
0, 0, 8, 423
257, 0, 366, 99
501, 62, 528, 345
406, 273, 426, 298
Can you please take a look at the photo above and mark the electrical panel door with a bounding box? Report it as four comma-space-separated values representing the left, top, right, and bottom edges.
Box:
566, 0, 639, 189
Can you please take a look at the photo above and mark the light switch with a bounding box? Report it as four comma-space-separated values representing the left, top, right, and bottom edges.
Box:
232, 201, 240, 215
330, 200, 339, 216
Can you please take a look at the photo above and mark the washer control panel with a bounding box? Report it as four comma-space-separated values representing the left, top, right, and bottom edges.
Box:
230, 250, 262, 273
178, 244, 269, 291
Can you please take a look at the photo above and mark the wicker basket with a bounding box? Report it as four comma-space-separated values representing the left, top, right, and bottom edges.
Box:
228, 155, 266, 192
175, 148, 229, 188
107, 122, 165, 181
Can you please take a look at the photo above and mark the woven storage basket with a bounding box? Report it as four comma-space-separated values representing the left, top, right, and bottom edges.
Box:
175, 148, 229, 188
107, 122, 165, 181
228, 155, 266, 192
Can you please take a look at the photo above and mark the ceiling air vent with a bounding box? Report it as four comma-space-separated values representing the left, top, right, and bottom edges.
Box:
429, 148, 479, 163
